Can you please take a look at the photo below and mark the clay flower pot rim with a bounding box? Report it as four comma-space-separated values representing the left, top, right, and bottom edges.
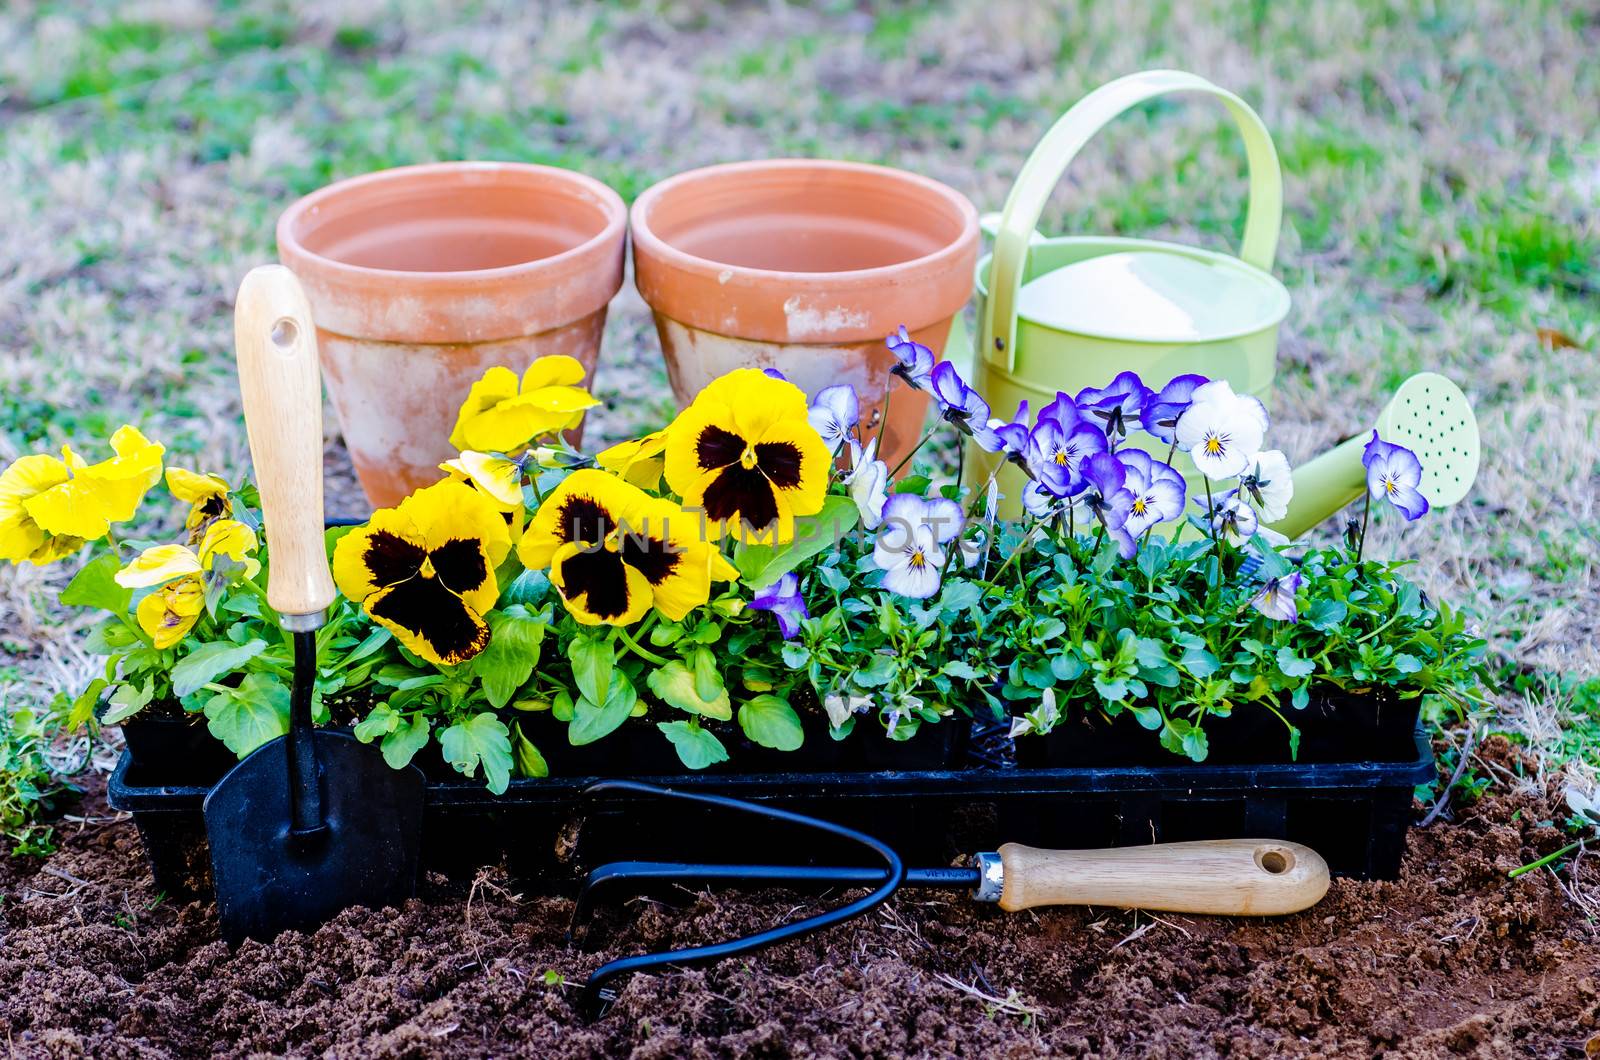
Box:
630, 158, 980, 286
277, 160, 628, 284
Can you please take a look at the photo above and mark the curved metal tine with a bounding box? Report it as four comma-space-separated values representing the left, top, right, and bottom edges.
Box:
573, 780, 905, 1020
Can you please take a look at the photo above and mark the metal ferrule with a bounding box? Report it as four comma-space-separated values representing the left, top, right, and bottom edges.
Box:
972, 851, 1005, 902
279, 609, 327, 632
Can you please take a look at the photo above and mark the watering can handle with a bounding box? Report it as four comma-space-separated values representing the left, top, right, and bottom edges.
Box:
235, 265, 337, 624
981, 69, 1283, 373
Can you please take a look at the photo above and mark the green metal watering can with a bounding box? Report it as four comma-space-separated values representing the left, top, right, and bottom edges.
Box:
965, 69, 1290, 518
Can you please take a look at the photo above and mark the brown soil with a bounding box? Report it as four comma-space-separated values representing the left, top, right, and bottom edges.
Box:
2, 737, 1595, 1059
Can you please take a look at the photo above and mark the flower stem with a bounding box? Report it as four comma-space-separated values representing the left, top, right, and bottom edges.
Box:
615, 624, 670, 666
1508, 839, 1583, 878
1355, 490, 1372, 563
888, 427, 939, 478
876, 384, 894, 449
1203, 478, 1221, 605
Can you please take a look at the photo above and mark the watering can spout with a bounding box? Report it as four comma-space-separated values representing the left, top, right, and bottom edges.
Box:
1269, 434, 1369, 540
1267, 372, 1480, 540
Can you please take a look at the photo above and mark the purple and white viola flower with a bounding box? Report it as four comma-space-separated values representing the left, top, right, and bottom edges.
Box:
885, 694, 927, 739
1141, 373, 1209, 445
1237, 449, 1294, 524
972, 399, 1031, 456
1117, 449, 1187, 535
1249, 571, 1305, 623
846, 436, 889, 530
1075, 452, 1139, 558
1201, 491, 1260, 540
1025, 416, 1109, 498
808, 384, 861, 461
1076, 371, 1152, 440
887, 325, 935, 389
749, 572, 809, 639
1022, 479, 1063, 519
929, 360, 990, 427
1362, 431, 1429, 520
1174, 379, 1268, 480
873, 493, 963, 599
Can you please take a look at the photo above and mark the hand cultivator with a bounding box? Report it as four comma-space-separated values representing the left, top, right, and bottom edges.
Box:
567, 781, 1328, 1017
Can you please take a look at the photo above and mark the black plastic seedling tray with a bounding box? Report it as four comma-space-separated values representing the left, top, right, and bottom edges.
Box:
109, 724, 1435, 897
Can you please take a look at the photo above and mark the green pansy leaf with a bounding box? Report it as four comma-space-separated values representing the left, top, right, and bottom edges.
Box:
691, 646, 721, 702
1275, 646, 1316, 679
84, 618, 140, 654
203, 673, 291, 757
1129, 704, 1163, 730
734, 495, 859, 590
657, 720, 729, 770
60, 553, 132, 614
513, 722, 548, 778
439, 712, 513, 794
170, 638, 269, 698
1051, 653, 1086, 682
381, 713, 430, 770
1392, 653, 1423, 674
646, 660, 732, 720
352, 702, 402, 743
1305, 598, 1349, 632
737, 694, 804, 751
68, 678, 109, 729
473, 605, 546, 708
101, 679, 154, 726
569, 674, 638, 746
942, 660, 981, 680
569, 634, 614, 707
854, 653, 896, 689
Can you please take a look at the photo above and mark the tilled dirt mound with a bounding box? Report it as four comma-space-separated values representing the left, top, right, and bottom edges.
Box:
1, 737, 1595, 1058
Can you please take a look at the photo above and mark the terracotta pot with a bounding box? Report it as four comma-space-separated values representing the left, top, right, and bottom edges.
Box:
630, 159, 979, 466
277, 162, 627, 507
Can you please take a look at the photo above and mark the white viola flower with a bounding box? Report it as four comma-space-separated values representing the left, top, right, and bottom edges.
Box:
846, 436, 889, 530
1174, 380, 1268, 480
873, 494, 962, 599
808, 384, 861, 461
1008, 688, 1060, 738
1237, 449, 1294, 523
824, 691, 875, 729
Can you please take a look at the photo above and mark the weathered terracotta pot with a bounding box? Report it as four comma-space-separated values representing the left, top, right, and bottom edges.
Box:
277, 162, 627, 507
630, 160, 979, 466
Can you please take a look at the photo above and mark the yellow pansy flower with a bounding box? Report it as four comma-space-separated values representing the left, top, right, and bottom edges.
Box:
136, 577, 205, 649
0, 427, 164, 564
332, 480, 512, 666
448, 356, 600, 453
166, 467, 232, 542
519, 469, 738, 626
595, 430, 667, 490
0, 455, 85, 564
663, 370, 829, 544
116, 518, 262, 590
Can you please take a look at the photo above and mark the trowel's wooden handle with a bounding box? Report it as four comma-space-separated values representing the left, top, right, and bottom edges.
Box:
234, 265, 336, 622
997, 839, 1329, 916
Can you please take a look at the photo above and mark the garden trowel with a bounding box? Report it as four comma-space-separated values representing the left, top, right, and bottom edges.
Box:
1270, 371, 1480, 539
204, 265, 424, 945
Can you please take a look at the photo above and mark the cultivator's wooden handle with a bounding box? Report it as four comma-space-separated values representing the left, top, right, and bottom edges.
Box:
996, 839, 1329, 916
234, 265, 336, 626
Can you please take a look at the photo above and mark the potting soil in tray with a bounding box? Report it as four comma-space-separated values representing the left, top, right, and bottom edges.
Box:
108, 715, 1435, 897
